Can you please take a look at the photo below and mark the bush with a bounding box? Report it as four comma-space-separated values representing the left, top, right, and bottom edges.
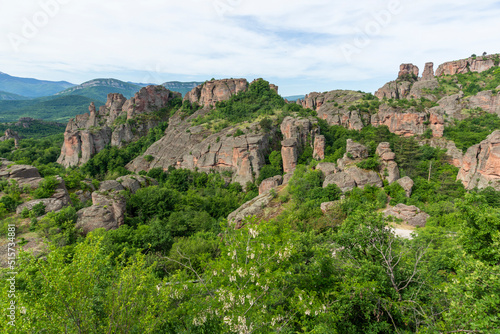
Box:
356, 156, 381, 171
32, 176, 59, 199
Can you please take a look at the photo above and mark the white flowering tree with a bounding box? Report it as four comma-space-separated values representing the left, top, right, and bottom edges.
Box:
163, 216, 330, 333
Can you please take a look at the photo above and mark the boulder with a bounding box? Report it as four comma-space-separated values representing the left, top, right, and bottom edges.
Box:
258, 175, 283, 195
316, 163, 339, 177
457, 130, 500, 190
323, 171, 356, 192
75, 206, 118, 235
16, 198, 64, 215
98, 180, 125, 192
227, 191, 276, 228
344, 166, 383, 189
0, 163, 40, 180
346, 139, 368, 159
320, 201, 338, 214
396, 176, 414, 197
116, 175, 158, 194
383, 204, 430, 227
376, 142, 400, 184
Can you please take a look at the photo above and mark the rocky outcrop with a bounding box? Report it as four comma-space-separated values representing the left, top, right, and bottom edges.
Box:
313, 135, 325, 160
0, 160, 71, 211
16, 198, 64, 215
320, 201, 338, 214
435, 55, 497, 77
228, 190, 277, 228
127, 107, 278, 186
298, 90, 369, 130
371, 105, 428, 137
116, 175, 158, 194
396, 176, 414, 197
183, 79, 248, 107
466, 90, 500, 116
323, 166, 382, 192
316, 163, 339, 177
337, 139, 369, 170
58, 86, 180, 167
398, 64, 419, 80
383, 204, 430, 227
376, 142, 399, 184
425, 138, 464, 167
375, 81, 412, 100
280, 116, 319, 174
420, 62, 435, 81
258, 175, 283, 195
409, 79, 440, 101
457, 130, 500, 190
0, 129, 20, 147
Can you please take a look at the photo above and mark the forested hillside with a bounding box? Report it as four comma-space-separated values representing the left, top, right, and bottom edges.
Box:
1, 55, 500, 333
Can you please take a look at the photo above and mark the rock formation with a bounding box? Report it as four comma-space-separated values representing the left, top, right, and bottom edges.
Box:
0, 159, 71, 211
396, 176, 414, 197
370, 105, 428, 137
420, 62, 435, 81
127, 107, 278, 186
376, 142, 400, 184
313, 135, 325, 160
435, 55, 497, 76
183, 79, 248, 107
0, 129, 20, 147
280, 116, 319, 174
258, 175, 283, 195
228, 189, 278, 228
383, 203, 430, 227
398, 63, 419, 80
323, 167, 382, 192
457, 130, 500, 190
57, 86, 180, 167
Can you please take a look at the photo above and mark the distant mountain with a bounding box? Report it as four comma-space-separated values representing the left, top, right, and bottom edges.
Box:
55, 78, 142, 102
283, 95, 305, 102
0, 72, 74, 98
0, 90, 27, 100
0, 95, 103, 123
161, 81, 203, 96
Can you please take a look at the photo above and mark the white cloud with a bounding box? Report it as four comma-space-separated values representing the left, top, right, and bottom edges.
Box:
0, 0, 499, 95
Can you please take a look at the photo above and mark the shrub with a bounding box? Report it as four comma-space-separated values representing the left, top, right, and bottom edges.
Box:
356, 156, 381, 171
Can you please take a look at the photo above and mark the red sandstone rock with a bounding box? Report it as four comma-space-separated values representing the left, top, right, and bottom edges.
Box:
183, 79, 248, 107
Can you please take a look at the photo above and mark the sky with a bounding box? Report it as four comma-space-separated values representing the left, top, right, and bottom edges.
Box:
1, 0, 500, 96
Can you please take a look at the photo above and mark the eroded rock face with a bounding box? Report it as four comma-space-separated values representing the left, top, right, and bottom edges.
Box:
383, 203, 430, 227
75, 206, 118, 235
323, 166, 382, 192
15, 198, 64, 215
376, 142, 399, 184
375, 81, 412, 100
457, 130, 500, 190
316, 163, 339, 177
0, 161, 71, 211
425, 138, 463, 167
127, 108, 279, 186
420, 62, 435, 81
409, 79, 440, 101
58, 86, 180, 167
396, 176, 414, 197
184, 79, 248, 107
371, 106, 428, 137
313, 135, 325, 160
435, 55, 497, 76
227, 190, 277, 228
280, 116, 319, 174
0, 129, 20, 147
467, 90, 500, 116
398, 63, 419, 80
258, 175, 283, 195
116, 175, 158, 194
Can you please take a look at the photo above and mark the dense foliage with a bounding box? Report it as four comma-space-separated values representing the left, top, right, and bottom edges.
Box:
443, 112, 500, 152
0, 119, 65, 139
1, 77, 500, 333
